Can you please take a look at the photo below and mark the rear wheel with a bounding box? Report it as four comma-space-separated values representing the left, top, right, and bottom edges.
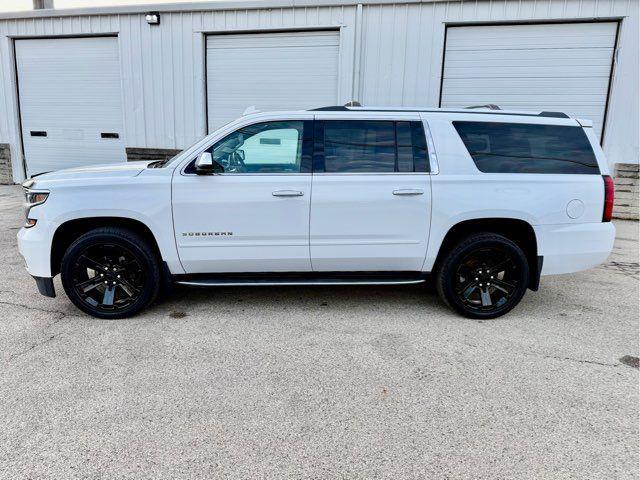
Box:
436, 233, 529, 319
60, 227, 160, 319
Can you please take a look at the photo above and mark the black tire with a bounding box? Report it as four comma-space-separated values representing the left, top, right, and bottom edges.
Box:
436, 233, 529, 319
60, 227, 161, 319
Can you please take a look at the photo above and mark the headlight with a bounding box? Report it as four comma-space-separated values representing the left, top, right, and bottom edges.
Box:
25, 191, 49, 205
23, 189, 49, 227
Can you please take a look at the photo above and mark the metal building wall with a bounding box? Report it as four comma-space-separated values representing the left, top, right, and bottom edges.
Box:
0, 0, 637, 183
356, 0, 639, 178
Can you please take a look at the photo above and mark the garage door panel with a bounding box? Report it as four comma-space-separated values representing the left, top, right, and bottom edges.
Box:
443, 65, 612, 79
16, 37, 125, 176
445, 23, 618, 50
441, 22, 617, 140
442, 95, 609, 107
206, 31, 339, 131
442, 77, 610, 95
444, 48, 614, 66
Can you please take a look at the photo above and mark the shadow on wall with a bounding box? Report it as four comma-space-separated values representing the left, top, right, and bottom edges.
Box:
614, 164, 640, 220
0, 144, 12, 185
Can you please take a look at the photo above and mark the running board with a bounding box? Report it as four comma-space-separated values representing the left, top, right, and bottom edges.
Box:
174, 272, 427, 287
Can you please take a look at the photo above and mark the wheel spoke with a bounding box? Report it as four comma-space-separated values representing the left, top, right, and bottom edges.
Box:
78, 255, 109, 275
102, 285, 116, 306
76, 276, 104, 293
491, 278, 516, 295
489, 257, 513, 275
460, 281, 478, 299
480, 288, 492, 307
117, 278, 139, 298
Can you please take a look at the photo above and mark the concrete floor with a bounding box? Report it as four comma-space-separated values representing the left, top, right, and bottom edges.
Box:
0, 184, 638, 479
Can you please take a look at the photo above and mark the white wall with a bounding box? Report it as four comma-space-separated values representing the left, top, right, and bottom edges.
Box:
0, 0, 637, 182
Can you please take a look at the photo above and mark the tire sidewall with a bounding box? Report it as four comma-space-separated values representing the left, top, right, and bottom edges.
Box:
439, 235, 529, 320
61, 230, 159, 319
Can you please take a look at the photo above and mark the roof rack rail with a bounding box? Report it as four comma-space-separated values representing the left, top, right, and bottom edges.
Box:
538, 111, 570, 118
311, 100, 362, 111
310, 105, 349, 111
465, 104, 501, 110
309, 104, 572, 119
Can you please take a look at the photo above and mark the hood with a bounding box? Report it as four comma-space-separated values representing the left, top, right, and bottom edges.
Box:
26, 161, 154, 187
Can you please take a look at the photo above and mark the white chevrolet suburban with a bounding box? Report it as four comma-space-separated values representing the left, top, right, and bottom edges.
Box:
17, 105, 616, 319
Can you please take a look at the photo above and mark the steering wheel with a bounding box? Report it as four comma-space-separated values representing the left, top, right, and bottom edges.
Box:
221, 149, 246, 173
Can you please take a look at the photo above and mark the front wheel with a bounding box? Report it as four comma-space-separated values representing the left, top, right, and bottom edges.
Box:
60, 227, 160, 319
436, 233, 529, 319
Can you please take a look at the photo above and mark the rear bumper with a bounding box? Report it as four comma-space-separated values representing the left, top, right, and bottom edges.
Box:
535, 222, 615, 275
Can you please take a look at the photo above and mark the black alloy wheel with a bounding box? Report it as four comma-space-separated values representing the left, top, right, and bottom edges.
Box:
436, 233, 529, 319
61, 227, 160, 319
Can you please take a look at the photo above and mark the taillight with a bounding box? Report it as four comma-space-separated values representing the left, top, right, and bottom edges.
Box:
602, 175, 614, 222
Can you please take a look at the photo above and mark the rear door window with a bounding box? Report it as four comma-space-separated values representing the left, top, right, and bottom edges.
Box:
452, 121, 599, 174
319, 120, 429, 173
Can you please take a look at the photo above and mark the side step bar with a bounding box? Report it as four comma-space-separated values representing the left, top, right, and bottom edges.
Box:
174, 272, 427, 287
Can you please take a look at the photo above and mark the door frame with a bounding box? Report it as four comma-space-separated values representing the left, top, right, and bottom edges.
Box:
11, 33, 122, 178
437, 19, 622, 146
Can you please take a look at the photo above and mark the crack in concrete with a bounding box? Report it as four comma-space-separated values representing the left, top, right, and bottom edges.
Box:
7, 332, 61, 362
600, 261, 640, 279
0, 300, 73, 362
542, 355, 619, 368
0, 300, 68, 320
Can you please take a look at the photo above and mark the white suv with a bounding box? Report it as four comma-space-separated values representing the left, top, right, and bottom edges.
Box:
17, 105, 616, 319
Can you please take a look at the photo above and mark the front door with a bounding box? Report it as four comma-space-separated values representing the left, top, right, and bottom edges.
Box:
172, 119, 313, 273
310, 117, 432, 271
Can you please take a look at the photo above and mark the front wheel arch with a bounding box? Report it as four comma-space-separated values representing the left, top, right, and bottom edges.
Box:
51, 217, 163, 277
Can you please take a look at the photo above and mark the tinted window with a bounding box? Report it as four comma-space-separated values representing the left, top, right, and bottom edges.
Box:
453, 121, 599, 174
324, 121, 396, 173
322, 120, 429, 173
411, 121, 429, 173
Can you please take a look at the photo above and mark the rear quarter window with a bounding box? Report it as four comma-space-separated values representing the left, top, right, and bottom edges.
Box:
452, 121, 599, 174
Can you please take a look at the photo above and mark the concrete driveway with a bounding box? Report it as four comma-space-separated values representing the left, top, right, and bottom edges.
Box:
0, 184, 638, 479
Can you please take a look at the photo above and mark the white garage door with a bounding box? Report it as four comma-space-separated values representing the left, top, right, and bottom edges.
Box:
16, 37, 125, 176
206, 31, 339, 131
441, 22, 617, 140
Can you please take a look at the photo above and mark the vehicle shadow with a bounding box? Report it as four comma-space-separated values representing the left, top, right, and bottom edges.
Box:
157, 282, 444, 316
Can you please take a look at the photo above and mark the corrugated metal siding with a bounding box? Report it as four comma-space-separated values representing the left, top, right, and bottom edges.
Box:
440, 22, 618, 139
0, 6, 355, 165
0, 0, 637, 182
357, 0, 638, 172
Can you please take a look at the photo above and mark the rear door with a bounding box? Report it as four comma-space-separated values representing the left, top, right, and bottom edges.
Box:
310, 114, 432, 271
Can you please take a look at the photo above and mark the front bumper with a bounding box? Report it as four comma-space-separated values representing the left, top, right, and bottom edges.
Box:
17, 223, 53, 278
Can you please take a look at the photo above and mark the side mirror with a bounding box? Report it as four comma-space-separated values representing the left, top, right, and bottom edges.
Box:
195, 151, 223, 175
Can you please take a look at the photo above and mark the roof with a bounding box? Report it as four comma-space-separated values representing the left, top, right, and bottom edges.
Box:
0, 0, 450, 20
310, 105, 571, 119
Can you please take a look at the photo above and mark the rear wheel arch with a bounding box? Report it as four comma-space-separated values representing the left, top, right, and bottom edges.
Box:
51, 217, 163, 277
432, 218, 540, 290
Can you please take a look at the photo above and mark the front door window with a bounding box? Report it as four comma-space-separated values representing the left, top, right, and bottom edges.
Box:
209, 121, 306, 174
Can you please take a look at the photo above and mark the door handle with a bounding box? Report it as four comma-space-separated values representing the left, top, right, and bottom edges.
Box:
272, 190, 304, 197
393, 189, 424, 196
